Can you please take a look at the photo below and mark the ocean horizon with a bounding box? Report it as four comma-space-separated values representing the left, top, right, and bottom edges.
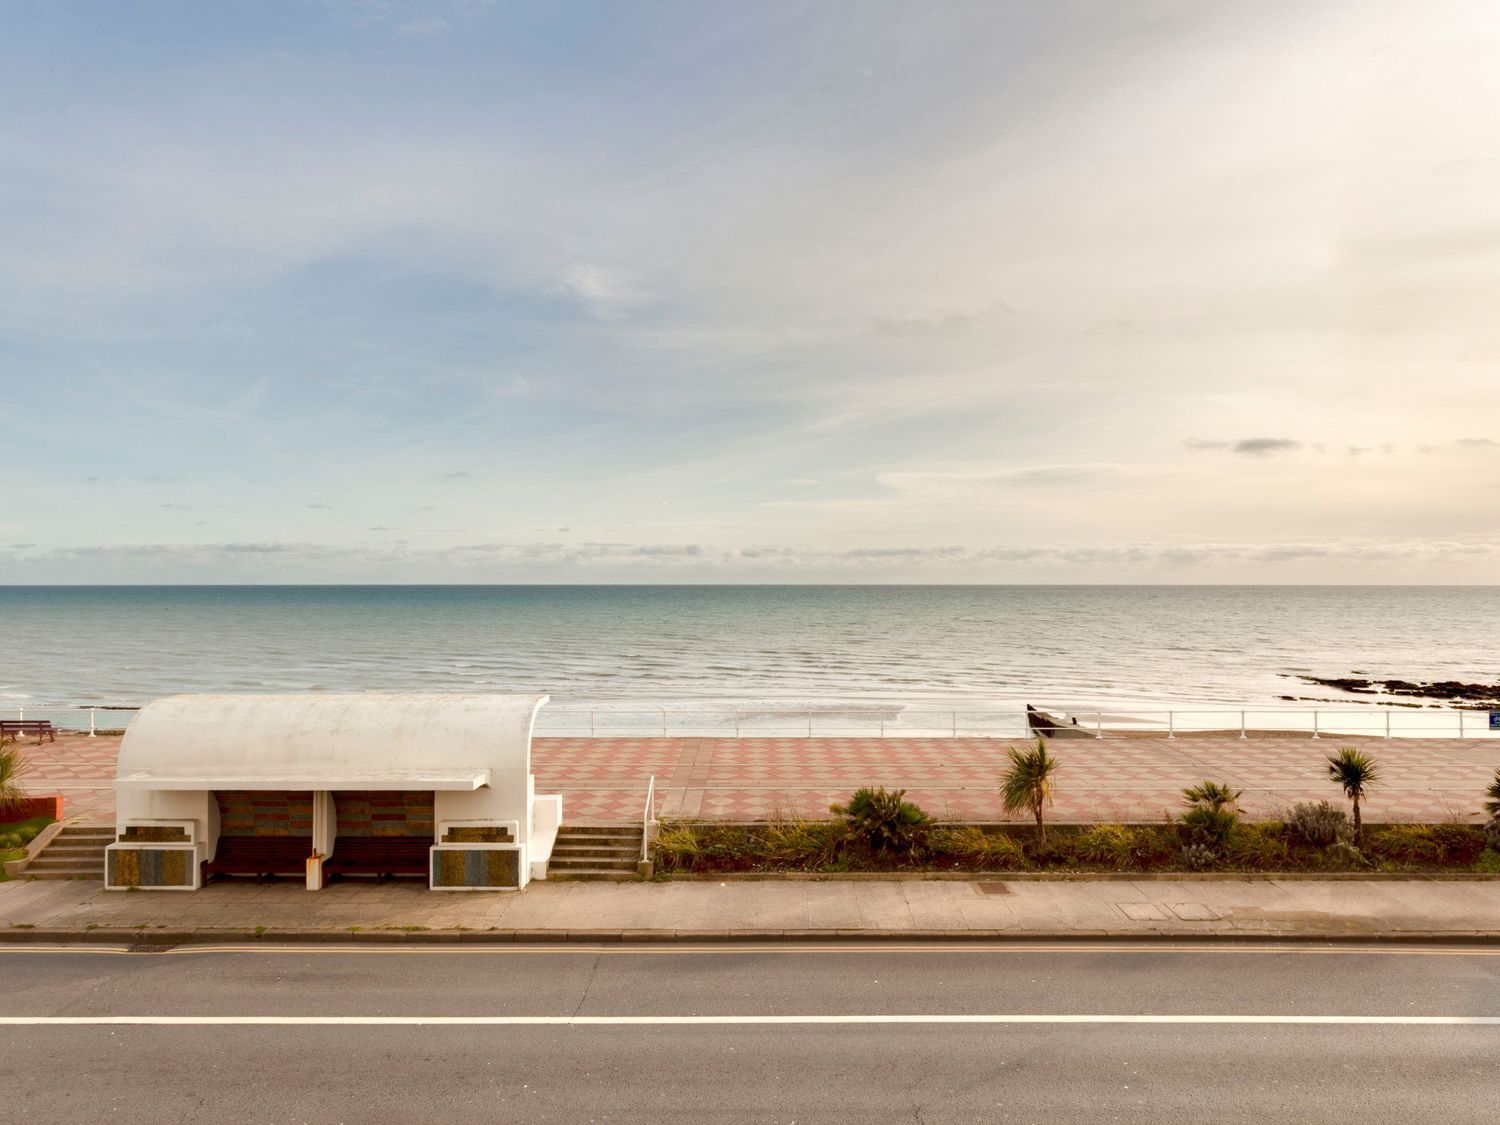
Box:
2, 584, 1495, 717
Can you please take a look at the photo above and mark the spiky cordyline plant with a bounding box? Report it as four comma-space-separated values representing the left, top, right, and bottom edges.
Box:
0, 738, 31, 814
1326, 747, 1380, 845
1002, 739, 1060, 848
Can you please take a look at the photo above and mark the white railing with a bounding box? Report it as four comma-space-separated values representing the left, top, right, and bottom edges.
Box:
9, 703, 1499, 740
641, 774, 656, 864
3, 706, 140, 736
533, 706, 1500, 740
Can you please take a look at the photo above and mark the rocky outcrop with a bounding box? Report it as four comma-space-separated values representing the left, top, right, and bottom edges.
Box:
1297, 675, 1500, 709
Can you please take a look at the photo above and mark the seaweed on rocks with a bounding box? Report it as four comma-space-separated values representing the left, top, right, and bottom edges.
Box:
1299, 675, 1500, 708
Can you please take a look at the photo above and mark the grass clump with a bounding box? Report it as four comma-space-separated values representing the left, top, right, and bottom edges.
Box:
1073, 824, 1170, 870
1366, 824, 1487, 866
929, 825, 1024, 870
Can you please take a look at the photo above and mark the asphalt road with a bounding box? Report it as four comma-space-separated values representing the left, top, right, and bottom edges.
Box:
1, 942, 1497, 1122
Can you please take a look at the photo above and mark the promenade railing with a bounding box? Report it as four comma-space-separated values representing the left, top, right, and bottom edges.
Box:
8, 703, 1498, 739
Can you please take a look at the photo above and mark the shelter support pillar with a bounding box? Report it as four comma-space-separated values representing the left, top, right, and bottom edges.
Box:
307, 790, 335, 891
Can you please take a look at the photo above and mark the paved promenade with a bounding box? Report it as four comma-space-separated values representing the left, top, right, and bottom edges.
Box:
21, 731, 1500, 825
3, 873, 1498, 942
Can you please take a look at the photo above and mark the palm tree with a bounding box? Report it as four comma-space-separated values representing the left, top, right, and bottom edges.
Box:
1181, 780, 1243, 813
1002, 739, 1060, 847
1484, 769, 1500, 820
1326, 747, 1379, 845
0, 738, 31, 815
1180, 779, 1243, 848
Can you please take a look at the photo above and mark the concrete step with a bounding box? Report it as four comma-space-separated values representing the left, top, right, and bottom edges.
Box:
28, 871, 102, 880
35, 846, 108, 858
548, 856, 638, 872
555, 829, 639, 839
26, 861, 103, 871
546, 868, 637, 882
560, 825, 643, 837
551, 842, 640, 856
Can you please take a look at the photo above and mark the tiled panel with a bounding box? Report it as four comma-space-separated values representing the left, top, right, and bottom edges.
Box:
216, 791, 313, 837
333, 791, 435, 838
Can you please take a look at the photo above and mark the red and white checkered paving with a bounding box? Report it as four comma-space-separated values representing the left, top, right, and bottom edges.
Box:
15, 732, 1500, 825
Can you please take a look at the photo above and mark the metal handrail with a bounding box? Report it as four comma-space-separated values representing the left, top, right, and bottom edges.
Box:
531, 706, 1497, 740
12, 703, 1499, 740
640, 774, 656, 864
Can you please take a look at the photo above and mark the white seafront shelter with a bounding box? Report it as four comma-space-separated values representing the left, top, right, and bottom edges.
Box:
105, 693, 562, 892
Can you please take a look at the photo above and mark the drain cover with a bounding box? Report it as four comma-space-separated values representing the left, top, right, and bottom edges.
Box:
975, 882, 1011, 895
127, 943, 176, 954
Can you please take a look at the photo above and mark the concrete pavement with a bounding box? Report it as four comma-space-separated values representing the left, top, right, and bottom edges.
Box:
2, 944, 1497, 1121
4, 873, 1500, 943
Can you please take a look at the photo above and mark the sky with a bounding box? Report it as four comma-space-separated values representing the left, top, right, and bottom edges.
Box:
3, 0, 1500, 583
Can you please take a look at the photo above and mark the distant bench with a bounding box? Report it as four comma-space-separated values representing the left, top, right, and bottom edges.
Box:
0, 719, 55, 743
323, 836, 431, 879
202, 836, 312, 879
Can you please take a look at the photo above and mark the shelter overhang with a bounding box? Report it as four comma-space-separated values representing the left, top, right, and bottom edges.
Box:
115, 767, 492, 792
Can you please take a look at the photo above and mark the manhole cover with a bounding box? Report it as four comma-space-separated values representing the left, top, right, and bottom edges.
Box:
975, 882, 1011, 895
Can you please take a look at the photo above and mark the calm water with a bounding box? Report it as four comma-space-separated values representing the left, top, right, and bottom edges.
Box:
0, 586, 1495, 715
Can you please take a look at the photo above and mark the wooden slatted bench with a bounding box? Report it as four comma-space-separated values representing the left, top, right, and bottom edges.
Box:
323, 836, 431, 879
202, 836, 313, 878
0, 719, 55, 743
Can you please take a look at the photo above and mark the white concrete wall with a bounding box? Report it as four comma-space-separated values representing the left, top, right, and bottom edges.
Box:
115, 789, 218, 857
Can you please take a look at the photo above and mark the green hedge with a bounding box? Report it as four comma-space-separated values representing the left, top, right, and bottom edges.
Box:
654, 819, 1500, 875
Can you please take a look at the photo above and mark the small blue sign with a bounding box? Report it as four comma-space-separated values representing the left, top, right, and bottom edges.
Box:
1491, 712, 1500, 731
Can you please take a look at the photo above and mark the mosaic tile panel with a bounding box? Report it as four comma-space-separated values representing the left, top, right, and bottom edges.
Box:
216, 791, 314, 837
119, 825, 190, 843
334, 791, 435, 838
431, 846, 520, 888
108, 847, 192, 887
441, 825, 515, 843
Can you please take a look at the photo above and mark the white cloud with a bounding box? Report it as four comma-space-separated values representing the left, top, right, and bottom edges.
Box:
556, 264, 649, 322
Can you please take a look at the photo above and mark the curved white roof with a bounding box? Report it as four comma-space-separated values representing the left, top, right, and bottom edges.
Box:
115, 693, 548, 791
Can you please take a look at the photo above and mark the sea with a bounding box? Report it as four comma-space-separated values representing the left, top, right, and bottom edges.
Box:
1, 586, 1495, 729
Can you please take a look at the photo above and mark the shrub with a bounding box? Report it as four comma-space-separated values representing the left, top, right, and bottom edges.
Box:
1180, 807, 1238, 848
1178, 843, 1218, 871
1487, 820, 1500, 853
830, 787, 930, 854
1476, 849, 1500, 874
929, 825, 1025, 870
1285, 801, 1352, 848
1179, 779, 1242, 847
